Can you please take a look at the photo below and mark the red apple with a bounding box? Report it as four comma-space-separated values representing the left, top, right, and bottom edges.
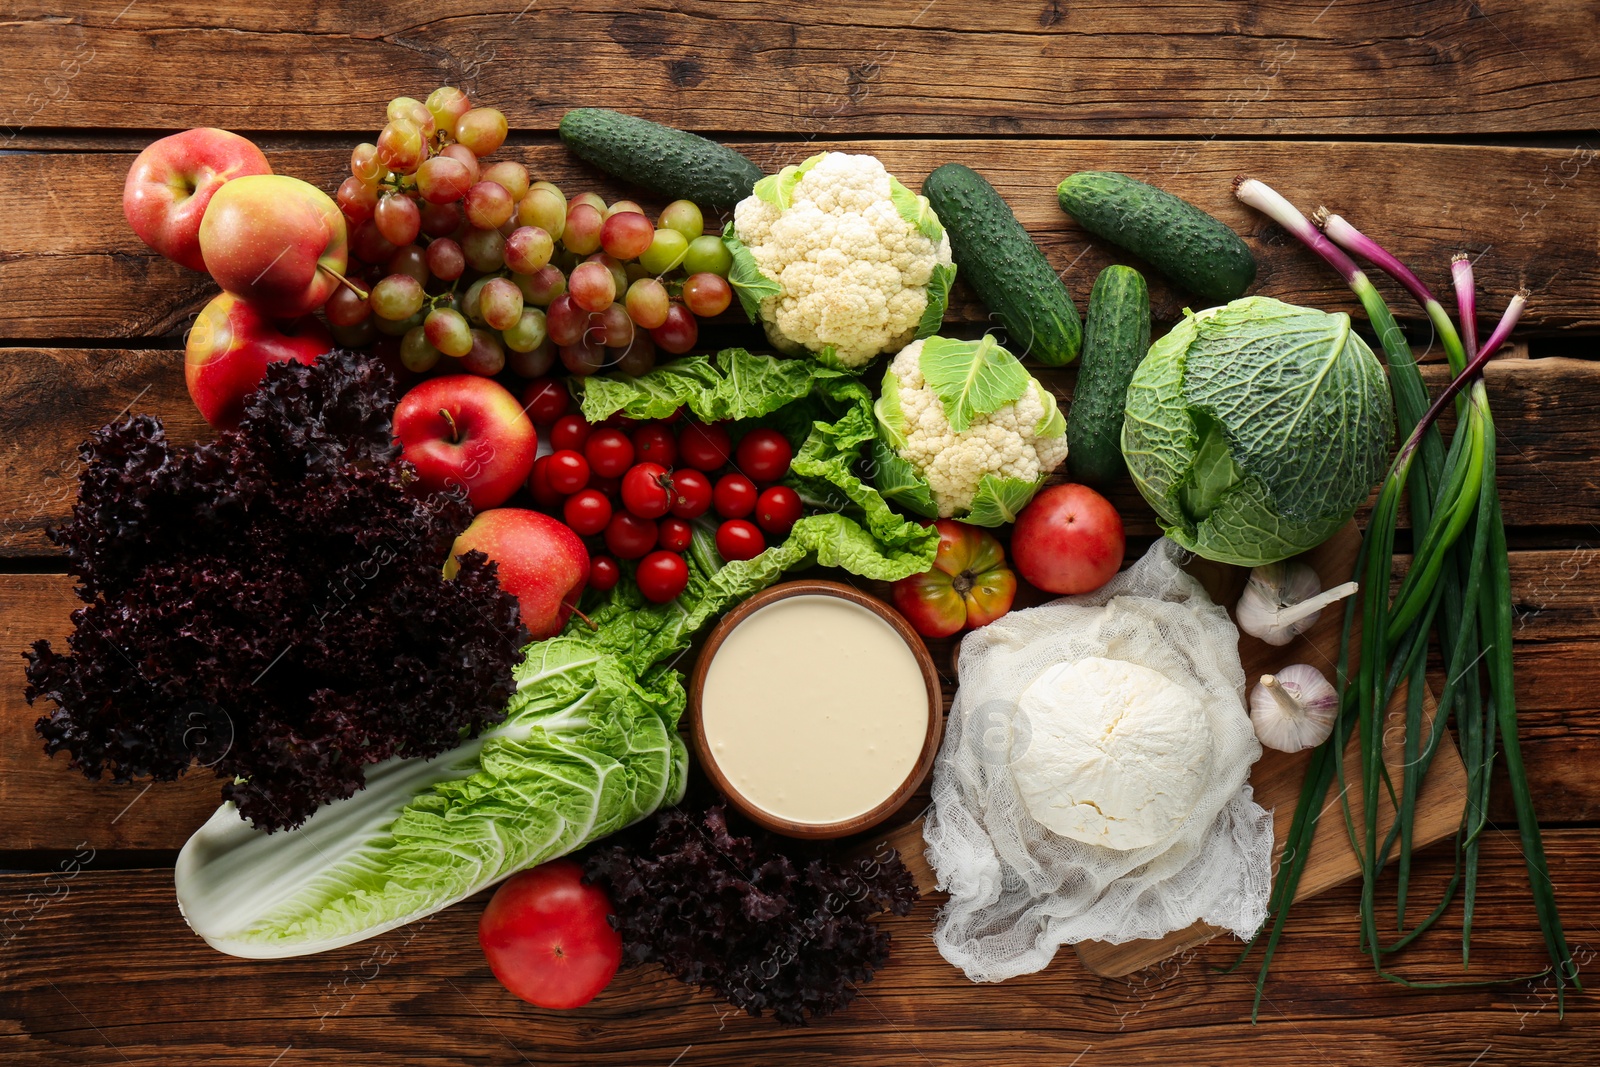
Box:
891, 519, 1016, 638
445, 509, 590, 640
199, 174, 349, 316
184, 291, 333, 429
393, 376, 537, 510
1011, 483, 1126, 595
123, 128, 272, 272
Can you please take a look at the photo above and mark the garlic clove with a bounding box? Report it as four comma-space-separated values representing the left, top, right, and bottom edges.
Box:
1236, 559, 1358, 646
1249, 664, 1338, 752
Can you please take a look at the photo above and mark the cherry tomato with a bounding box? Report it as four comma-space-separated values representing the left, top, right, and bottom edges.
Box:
479, 859, 621, 1010
588, 473, 621, 501
713, 473, 758, 519
562, 489, 613, 537
636, 550, 690, 604
657, 516, 694, 553
521, 378, 570, 425
679, 422, 731, 471
527, 454, 564, 510
668, 468, 713, 519
549, 414, 592, 452
715, 519, 765, 562
546, 449, 591, 495
754, 485, 803, 537
735, 428, 793, 483
584, 428, 635, 479
604, 511, 658, 560
632, 423, 678, 467
589, 555, 621, 593
621, 462, 673, 519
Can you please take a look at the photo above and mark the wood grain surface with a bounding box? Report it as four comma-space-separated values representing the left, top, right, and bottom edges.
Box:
6, 2, 1600, 1062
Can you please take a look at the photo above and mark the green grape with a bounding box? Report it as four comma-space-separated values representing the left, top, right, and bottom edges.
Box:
483, 161, 530, 201
370, 274, 425, 320
516, 188, 566, 239
684, 234, 734, 277
462, 226, 506, 272
479, 277, 525, 331
424, 307, 473, 357
400, 325, 442, 373
374, 308, 425, 337
658, 199, 704, 240
376, 119, 425, 175
462, 276, 490, 324
638, 228, 689, 275
387, 96, 435, 138
350, 142, 383, 185
502, 306, 548, 352
455, 107, 508, 156
426, 86, 472, 139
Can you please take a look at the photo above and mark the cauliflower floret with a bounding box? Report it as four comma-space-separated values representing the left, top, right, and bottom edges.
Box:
885, 339, 1069, 518
732, 152, 954, 369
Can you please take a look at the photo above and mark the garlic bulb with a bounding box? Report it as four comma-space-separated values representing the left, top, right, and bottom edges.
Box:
1250, 665, 1338, 752
1236, 560, 1359, 646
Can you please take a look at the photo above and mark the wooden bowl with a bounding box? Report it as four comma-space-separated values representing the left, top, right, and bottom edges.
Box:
686, 579, 944, 840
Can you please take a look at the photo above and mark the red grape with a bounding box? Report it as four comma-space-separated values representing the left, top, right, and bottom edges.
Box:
517, 265, 567, 307
546, 294, 587, 346
562, 489, 613, 538
387, 97, 435, 138
482, 160, 530, 201
546, 450, 591, 495
632, 424, 677, 468
455, 107, 508, 156
625, 278, 670, 329
713, 473, 758, 519
522, 378, 570, 425
595, 302, 634, 348
416, 155, 474, 204
682, 272, 733, 317
563, 204, 604, 255
462, 226, 506, 272
754, 485, 803, 536
667, 467, 713, 519
503, 307, 548, 354
325, 285, 371, 327
600, 211, 655, 260
376, 119, 424, 174
604, 512, 658, 560
657, 517, 693, 553
550, 414, 592, 452
636, 550, 689, 603
387, 244, 430, 284
426, 86, 472, 138
461, 328, 506, 376
716, 520, 766, 562
571, 192, 606, 212
424, 307, 473, 357
559, 337, 606, 376
679, 422, 732, 471
479, 277, 524, 331
371, 274, 425, 320
569, 261, 617, 313
505, 226, 554, 274
586, 253, 629, 296
612, 333, 656, 377
337, 177, 378, 225
735, 428, 793, 482
419, 200, 462, 238
426, 238, 466, 281
589, 555, 621, 592
506, 339, 555, 378
350, 142, 383, 185
584, 428, 635, 479
464, 181, 514, 230
650, 303, 699, 355
439, 143, 481, 184
351, 219, 399, 265
374, 194, 422, 246
621, 462, 673, 519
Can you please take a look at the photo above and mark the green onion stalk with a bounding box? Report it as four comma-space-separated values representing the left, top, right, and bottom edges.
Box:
1229, 177, 1575, 1017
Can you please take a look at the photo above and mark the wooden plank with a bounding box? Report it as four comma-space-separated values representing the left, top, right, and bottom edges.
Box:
0, 831, 1593, 1064
4, 2, 1599, 138
2, 349, 1590, 558
4, 536, 1598, 852
3, 140, 1598, 339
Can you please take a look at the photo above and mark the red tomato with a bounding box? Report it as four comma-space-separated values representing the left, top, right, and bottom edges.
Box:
621, 462, 673, 519
636, 550, 689, 603
891, 519, 1017, 639
1010, 483, 1126, 595
589, 555, 621, 592
713, 473, 758, 519
754, 485, 802, 537
549, 414, 592, 452
734, 428, 792, 483
604, 511, 658, 559
584, 428, 635, 479
527, 455, 564, 510
632, 423, 677, 468
521, 378, 570, 425
657, 516, 694, 553
667, 468, 713, 519
716, 519, 765, 562
479, 859, 621, 1010
562, 488, 613, 537
678, 422, 731, 471
546, 449, 591, 495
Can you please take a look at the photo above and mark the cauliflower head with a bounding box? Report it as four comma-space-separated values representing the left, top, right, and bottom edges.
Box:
874, 336, 1068, 526
726, 152, 956, 371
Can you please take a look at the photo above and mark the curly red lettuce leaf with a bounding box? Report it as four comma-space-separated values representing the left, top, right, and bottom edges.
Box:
25, 351, 528, 832
583, 803, 918, 1025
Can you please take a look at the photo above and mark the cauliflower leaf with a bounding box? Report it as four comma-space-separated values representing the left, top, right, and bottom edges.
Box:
964, 473, 1047, 527
722, 221, 782, 323
918, 335, 1032, 433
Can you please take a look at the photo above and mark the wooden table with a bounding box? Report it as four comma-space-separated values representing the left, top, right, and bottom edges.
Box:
4, 3, 1600, 1063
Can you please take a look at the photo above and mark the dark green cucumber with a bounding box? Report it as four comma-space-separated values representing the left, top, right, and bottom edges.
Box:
923, 163, 1081, 366
1057, 172, 1256, 302
558, 108, 764, 209
1066, 265, 1150, 485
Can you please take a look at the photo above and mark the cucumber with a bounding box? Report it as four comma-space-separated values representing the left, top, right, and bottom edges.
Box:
1066, 265, 1150, 485
1057, 172, 1256, 302
923, 163, 1081, 366
558, 108, 764, 209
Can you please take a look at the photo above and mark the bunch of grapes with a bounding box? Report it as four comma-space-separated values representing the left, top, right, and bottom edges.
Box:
520, 381, 805, 604
326, 88, 735, 381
